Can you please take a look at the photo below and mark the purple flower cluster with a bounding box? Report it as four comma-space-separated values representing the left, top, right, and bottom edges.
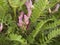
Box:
18, 0, 33, 29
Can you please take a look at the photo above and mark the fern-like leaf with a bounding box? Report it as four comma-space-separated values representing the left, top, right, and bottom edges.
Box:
30, 0, 48, 23
40, 28, 60, 45
8, 34, 27, 45
27, 19, 53, 43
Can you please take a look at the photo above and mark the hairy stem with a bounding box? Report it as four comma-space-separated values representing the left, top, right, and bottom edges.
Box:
13, 8, 16, 21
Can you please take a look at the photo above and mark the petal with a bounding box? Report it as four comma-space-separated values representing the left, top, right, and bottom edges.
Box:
25, 0, 33, 9
54, 4, 60, 12
18, 11, 24, 27
19, 11, 24, 20
0, 23, 3, 32
24, 15, 29, 25
27, 9, 32, 17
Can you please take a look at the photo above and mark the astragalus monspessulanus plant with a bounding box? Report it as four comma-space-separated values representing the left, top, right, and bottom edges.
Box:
0, 0, 60, 45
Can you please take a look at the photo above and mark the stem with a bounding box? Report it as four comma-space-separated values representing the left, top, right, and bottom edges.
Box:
13, 8, 16, 21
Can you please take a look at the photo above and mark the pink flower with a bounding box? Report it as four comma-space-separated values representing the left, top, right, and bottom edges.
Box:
0, 23, 3, 32
24, 15, 29, 25
18, 0, 33, 29
25, 0, 33, 17
18, 12, 29, 27
18, 11, 24, 27
25, 0, 33, 9
27, 8, 32, 17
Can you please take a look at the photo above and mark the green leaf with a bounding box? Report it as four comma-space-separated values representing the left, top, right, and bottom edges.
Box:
27, 19, 53, 43
30, 0, 48, 23
0, 0, 10, 12
8, 0, 26, 8
9, 34, 27, 45
40, 28, 60, 45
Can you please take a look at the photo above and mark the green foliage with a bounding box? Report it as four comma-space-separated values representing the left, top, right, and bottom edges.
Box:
0, 0, 60, 45
8, 0, 26, 8
30, 0, 48, 23
8, 34, 27, 45
40, 28, 60, 45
